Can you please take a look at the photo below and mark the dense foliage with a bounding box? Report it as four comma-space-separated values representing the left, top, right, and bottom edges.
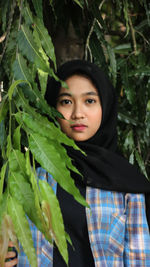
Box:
0, 0, 150, 266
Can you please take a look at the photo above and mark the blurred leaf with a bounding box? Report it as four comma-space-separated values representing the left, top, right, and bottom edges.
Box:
8, 79, 31, 100
0, 96, 8, 123
145, 100, 150, 140
31, 0, 43, 20
114, 43, 132, 54
107, 45, 117, 86
0, 192, 8, 225
9, 150, 26, 175
13, 126, 21, 151
7, 196, 37, 267
37, 69, 48, 96
124, 130, 134, 150
0, 162, 8, 197
118, 112, 138, 126
128, 67, 150, 77
0, 214, 9, 266
129, 151, 134, 164
18, 26, 49, 73
34, 17, 56, 69
8, 170, 42, 230
121, 63, 136, 105
1, 0, 10, 31
13, 53, 33, 83
39, 180, 68, 265
0, 120, 6, 150
135, 150, 148, 179
6, 135, 11, 158
25, 151, 51, 239
123, 0, 130, 36
73, 0, 83, 8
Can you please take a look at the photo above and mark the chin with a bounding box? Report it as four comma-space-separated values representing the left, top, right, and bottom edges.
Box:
71, 136, 89, 142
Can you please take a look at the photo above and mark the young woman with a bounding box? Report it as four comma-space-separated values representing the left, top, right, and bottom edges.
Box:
4, 60, 150, 266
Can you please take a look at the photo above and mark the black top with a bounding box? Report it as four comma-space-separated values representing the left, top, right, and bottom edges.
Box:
53, 181, 95, 267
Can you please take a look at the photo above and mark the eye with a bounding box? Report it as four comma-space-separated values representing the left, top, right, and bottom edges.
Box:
60, 99, 72, 105
86, 99, 96, 104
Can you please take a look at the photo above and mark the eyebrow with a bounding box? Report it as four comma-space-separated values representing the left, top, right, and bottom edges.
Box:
57, 91, 99, 98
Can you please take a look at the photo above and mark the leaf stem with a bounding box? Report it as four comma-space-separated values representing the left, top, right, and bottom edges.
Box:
128, 13, 137, 55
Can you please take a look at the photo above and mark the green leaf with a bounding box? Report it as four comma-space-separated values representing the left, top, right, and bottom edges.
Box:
9, 150, 26, 175
107, 45, 117, 87
145, 100, 150, 139
73, 0, 83, 8
31, 0, 43, 20
1, 0, 9, 31
21, 111, 82, 175
123, 0, 130, 36
34, 18, 56, 69
0, 192, 8, 227
13, 53, 33, 83
18, 25, 50, 74
135, 150, 148, 179
0, 162, 8, 197
129, 152, 134, 165
6, 135, 12, 158
0, 120, 6, 150
124, 130, 134, 151
37, 69, 48, 96
25, 151, 49, 235
29, 132, 87, 207
118, 112, 138, 126
8, 79, 31, 100
0, 95, 8, 123
33, 26, 49, 67
39, 180, 68, 265
13, 126, 21, 151
15, 89, 37, 117
128, 67, 150, 77
8, 170, 42, 230
9, 172, 33, 212
114, 43, 132, 55
7, 196, 37, 267
21, 112, 81, 155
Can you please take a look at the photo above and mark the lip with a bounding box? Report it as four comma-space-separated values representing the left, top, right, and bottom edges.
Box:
71, 124, 87, 132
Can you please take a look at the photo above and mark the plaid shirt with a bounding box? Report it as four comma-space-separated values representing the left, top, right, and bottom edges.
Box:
18, 167, 150, 266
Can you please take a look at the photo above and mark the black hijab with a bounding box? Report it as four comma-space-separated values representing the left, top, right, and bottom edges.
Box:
46, 60, 150, 225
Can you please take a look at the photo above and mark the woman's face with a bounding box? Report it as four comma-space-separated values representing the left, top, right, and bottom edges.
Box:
56, 75, 102, 142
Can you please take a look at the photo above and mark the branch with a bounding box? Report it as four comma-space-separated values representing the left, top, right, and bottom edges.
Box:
85, 0, 106, 60
128, 13, 137, 55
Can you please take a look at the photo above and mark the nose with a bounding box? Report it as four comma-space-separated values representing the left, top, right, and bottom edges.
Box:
71, 103, 85, 120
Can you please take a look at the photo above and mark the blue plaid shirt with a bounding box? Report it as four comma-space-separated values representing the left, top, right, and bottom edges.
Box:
18, 167, 150, 266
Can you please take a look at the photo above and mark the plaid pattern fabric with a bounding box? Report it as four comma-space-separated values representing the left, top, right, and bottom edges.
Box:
18, 168, 150, 266
86, 187, 150, 266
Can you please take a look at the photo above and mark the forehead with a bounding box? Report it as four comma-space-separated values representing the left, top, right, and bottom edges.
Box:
59, 74, 99, 95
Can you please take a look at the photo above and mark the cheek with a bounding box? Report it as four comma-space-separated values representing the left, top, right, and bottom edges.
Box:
90, 107, 102, 124
56, 106, 71, 121
57, 118, 69, 132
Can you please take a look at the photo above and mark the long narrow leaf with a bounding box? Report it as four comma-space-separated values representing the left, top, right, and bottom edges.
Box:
34, 18, 56, 69
31, 0, 43, 20
0, 162, 8, 197
29, 132, 87, 207
39, 180, 68, 265
7, 196, 37, 267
